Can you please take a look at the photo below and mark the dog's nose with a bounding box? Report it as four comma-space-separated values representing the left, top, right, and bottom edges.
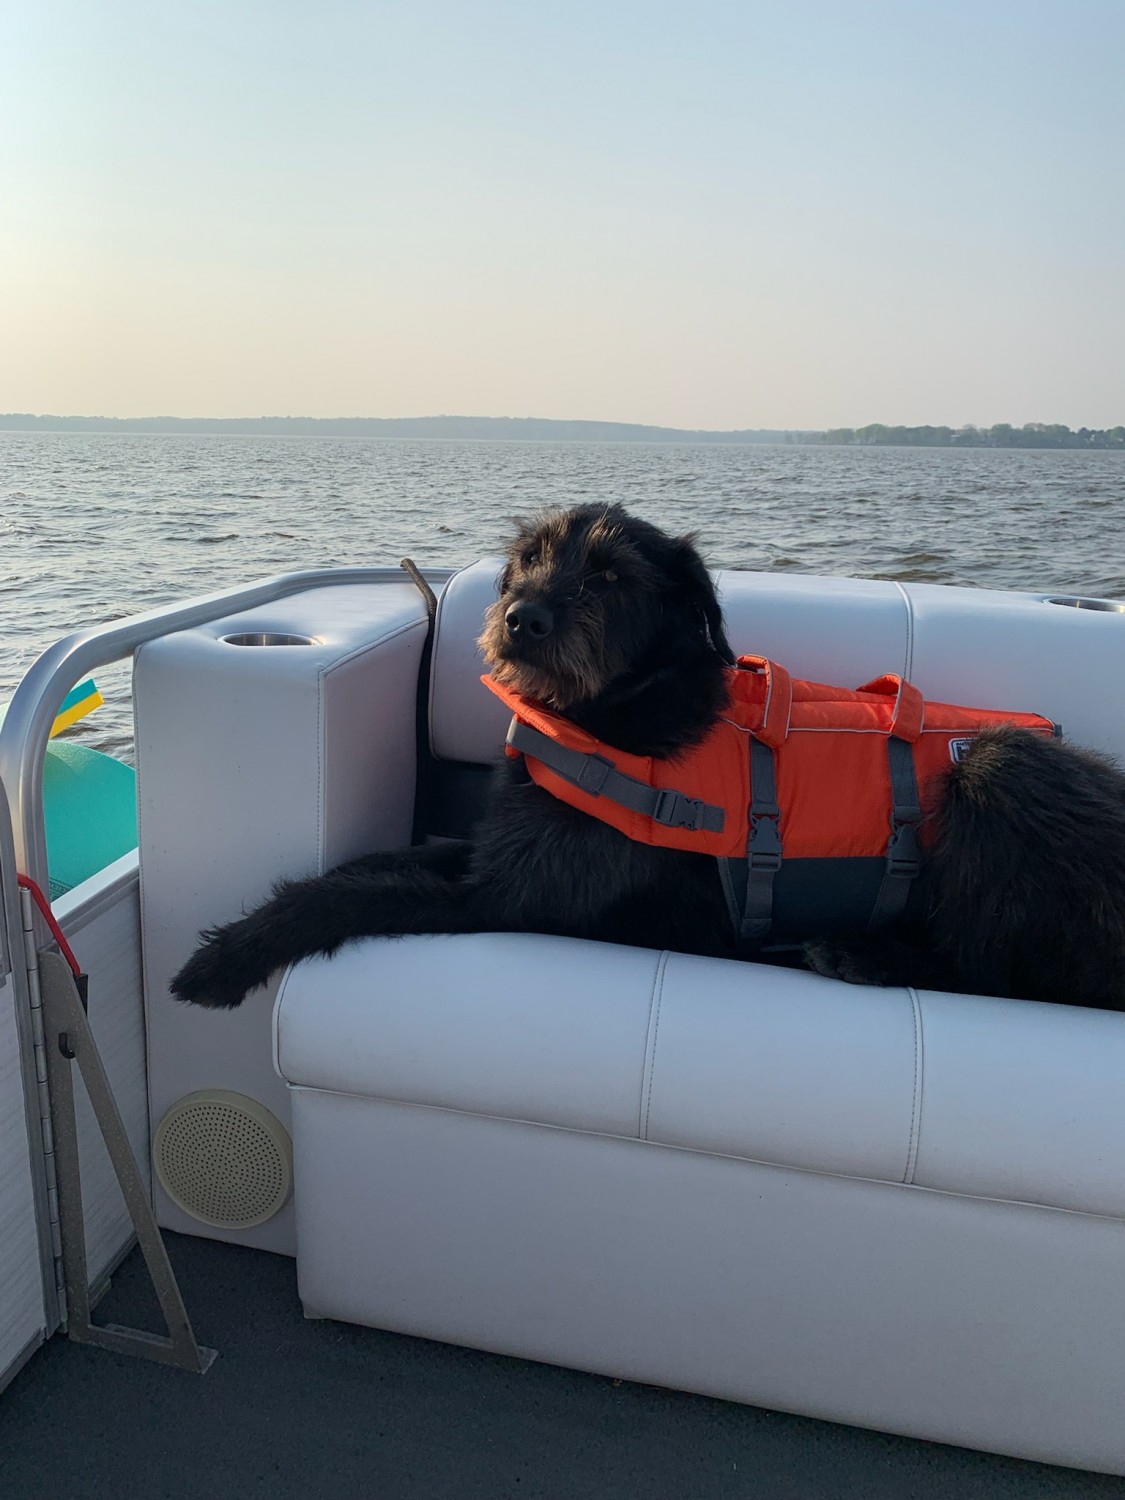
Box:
505, 602, 554, 641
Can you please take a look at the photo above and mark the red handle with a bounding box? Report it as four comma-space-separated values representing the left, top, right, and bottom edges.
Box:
855, 674, 925, 742
739, 656, 793, 749
16, 873, 83, 978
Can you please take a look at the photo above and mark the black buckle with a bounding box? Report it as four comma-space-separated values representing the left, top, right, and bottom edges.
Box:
575, 754, 614, 796
885, 819, 922, 878
747, 813, 782, 871
653, 788, 707, 830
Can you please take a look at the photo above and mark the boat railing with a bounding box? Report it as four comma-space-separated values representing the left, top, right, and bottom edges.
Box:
0, 566, 454, 898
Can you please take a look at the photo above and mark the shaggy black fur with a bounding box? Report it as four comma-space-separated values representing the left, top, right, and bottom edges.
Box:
171, 503, 1125, 1012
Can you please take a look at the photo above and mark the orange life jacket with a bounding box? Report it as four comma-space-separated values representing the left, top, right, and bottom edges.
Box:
483, 656, 1057, 949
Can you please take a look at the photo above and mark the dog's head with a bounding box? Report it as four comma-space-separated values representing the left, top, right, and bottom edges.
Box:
479, 503, 733, 711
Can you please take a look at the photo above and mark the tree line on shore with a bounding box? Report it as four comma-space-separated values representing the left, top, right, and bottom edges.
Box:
800, 423, 1125, 448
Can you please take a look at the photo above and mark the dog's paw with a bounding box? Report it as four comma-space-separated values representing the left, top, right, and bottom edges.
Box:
169, 927, 263, 1010
802, 938, 892, 987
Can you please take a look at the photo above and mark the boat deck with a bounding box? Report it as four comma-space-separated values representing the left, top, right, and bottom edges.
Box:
3, 1233, 1123, 1499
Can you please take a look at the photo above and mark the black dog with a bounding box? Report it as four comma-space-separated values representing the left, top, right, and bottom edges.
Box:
171, 503, 1125, 1012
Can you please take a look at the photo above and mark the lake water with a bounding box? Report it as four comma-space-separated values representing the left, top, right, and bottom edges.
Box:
2, 432, 1123, 756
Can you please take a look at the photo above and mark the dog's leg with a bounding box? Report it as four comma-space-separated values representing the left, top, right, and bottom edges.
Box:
170, 842, 475, 1009
802, 931, 961, 991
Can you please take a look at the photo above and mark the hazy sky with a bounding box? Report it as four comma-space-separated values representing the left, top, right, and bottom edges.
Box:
2, 0, 1122, 429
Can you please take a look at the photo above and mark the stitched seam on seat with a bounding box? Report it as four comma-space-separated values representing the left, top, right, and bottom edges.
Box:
641, 951, 670, 1140
894, 581, 916, 681
319, 615, 429, 676
902, 986, 924, 1184
272, 968, 294, 1080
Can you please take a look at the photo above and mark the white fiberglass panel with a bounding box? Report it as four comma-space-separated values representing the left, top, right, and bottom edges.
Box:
0, 966, 46, 1388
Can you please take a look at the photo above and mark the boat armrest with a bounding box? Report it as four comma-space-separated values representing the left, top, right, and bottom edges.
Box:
136, 581, 431, 1255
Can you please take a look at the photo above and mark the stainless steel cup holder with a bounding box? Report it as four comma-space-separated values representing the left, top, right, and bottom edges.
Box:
1043, 596, 1125, 613
220, 632, 318, 646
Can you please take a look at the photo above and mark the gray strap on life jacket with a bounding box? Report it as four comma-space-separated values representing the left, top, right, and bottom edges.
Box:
741, 736, 783, 947
867, 735, 923, 930
506, 720, 726, 835
720, 736, 783, 952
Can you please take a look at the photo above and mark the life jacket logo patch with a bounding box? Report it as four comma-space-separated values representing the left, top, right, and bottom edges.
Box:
948, 737, 976, 764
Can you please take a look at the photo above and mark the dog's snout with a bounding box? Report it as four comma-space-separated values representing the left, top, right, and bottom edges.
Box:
505, 602, 554, 641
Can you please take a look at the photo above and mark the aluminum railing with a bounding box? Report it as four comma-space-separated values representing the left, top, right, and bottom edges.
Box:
0, 769, 58, 1345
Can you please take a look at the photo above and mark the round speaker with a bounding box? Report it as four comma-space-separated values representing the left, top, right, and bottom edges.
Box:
154, 1090, 293, 1229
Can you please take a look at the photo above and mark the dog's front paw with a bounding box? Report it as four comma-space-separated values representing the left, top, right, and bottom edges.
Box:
802, 937, 892, 987
169, 926, 265, 1010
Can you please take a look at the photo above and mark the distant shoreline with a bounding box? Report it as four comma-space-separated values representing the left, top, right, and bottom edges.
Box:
1, 414, 1123, 449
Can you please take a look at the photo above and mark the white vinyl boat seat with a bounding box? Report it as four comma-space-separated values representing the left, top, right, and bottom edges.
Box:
136, 559, 1125, 1474
274, 562, 1125, 1473
275, 925, 1125, 1475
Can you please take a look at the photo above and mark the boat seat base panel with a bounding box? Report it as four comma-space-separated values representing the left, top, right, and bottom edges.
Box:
289, 1089, 1125, 1477
275, 931, 1125, 1476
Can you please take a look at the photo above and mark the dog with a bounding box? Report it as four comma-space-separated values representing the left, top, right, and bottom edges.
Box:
171, 503, 1125, 1013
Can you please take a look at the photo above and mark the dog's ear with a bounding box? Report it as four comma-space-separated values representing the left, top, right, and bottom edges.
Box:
670, 536, 735, 664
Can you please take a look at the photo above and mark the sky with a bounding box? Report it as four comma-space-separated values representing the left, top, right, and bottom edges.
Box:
1, 0, 1123, 430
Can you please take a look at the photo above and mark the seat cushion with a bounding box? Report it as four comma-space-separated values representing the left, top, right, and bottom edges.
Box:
275, 933, 1125, 1220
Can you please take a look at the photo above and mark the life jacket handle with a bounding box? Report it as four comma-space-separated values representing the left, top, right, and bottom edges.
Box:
854, 674, 925, 742
737, 656, 793, 749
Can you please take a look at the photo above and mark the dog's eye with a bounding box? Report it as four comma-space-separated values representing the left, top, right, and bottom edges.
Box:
603, 569, 618, 583
524, 550, 540, 568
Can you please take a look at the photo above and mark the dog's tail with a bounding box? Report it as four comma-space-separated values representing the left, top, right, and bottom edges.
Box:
927, 725, 1125, 1006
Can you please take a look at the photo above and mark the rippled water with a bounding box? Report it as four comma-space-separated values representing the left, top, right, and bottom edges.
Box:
2, 432, 1123, 756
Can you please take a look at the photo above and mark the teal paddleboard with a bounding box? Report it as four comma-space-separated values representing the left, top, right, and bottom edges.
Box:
42, 740, 138, 900
1, 685, 138, 899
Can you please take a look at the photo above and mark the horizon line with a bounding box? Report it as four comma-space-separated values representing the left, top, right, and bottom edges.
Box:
3, 413, 1122, 433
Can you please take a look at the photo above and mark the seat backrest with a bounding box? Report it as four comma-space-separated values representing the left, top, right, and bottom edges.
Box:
427, 560, 1125, 780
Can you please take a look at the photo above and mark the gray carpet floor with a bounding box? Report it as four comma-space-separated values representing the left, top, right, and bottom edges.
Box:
2, 1232, 1122, 1500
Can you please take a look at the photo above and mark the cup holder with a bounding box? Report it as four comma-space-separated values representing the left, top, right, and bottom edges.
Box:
221, 632, 318, 646
1043, 596, 1125, 613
